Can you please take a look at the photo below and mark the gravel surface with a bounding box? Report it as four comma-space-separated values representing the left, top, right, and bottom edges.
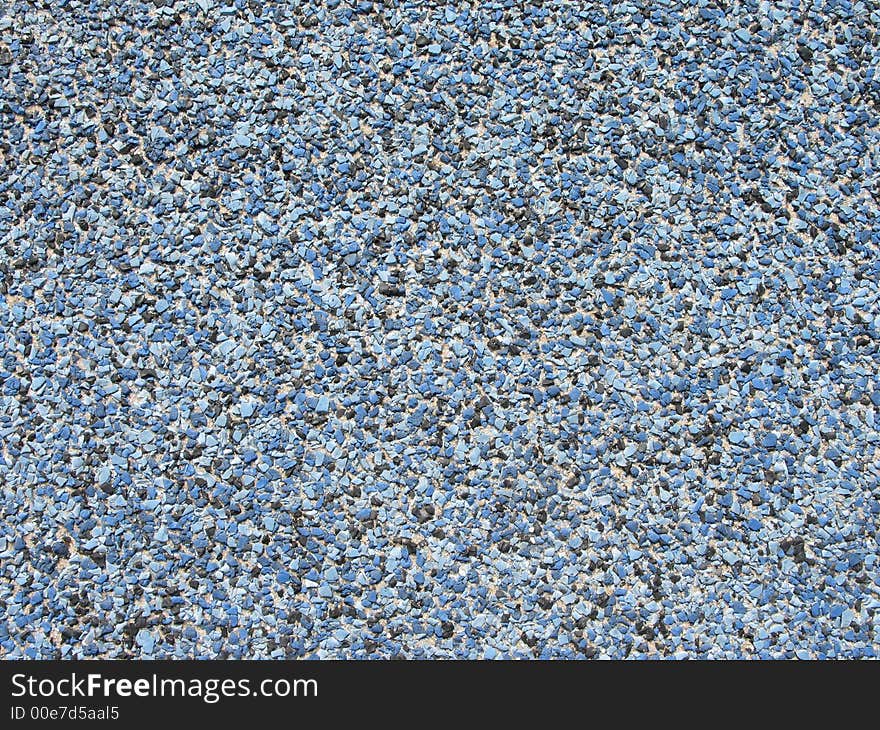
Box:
1, 0, 878, 658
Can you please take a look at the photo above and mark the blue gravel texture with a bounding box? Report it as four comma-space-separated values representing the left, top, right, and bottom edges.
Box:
1, 1, 879, 659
